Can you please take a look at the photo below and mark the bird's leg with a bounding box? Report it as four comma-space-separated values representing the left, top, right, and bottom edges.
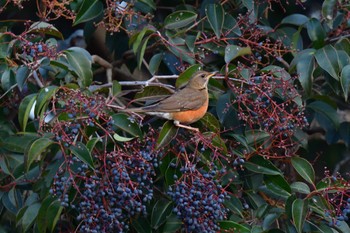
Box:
174, 121, 199, 132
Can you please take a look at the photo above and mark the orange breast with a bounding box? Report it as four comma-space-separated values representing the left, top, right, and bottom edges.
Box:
170, 99, 208, 124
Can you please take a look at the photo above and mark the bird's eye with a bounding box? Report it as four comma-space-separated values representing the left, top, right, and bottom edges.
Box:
201, 74, 206, 78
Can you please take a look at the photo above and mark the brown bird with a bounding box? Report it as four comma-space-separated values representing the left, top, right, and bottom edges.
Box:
121, 71, 216, 131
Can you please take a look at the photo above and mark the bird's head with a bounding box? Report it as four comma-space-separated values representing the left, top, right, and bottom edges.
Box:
188, 71, 216, 90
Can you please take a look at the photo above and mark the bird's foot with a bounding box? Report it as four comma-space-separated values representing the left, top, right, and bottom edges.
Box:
174, 121, 199, 132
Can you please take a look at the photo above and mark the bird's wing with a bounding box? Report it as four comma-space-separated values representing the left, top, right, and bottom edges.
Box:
145, 88, 207, 112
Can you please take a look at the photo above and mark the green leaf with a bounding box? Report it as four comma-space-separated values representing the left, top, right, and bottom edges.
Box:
64, 47, 93, 87
130, 27, 155, 53
245, 130, 270, 145
139, 0, 156, 10
37, 196, 54, 232
86, 137, 102, 152
149, 53, 163, 75
322, 0, 337, 22
132, 217, 152, 233
20, 203, 41, 232
28, 22, 63, 39
15, 66, 30, 91
175, 64, 202, 88
26, 138, 54, 171
296, 51, 315, 96
164, 10, 197, 29
3, 134, 39, 153
265, 175, 291, 198
35, 86, 58, 116
198, 112, 220, 132
205, 4, 224, 38
163, 213, 182, 233
224, 45, 252, 64
292, 199, 308, 233
151, 199, 173, 229
307, 101, 339, 129
223, 14, 241, 36
291, 157, 315, 185
113, 133, 135, 142
219, 221, 250, 233
47, 200, 63, 232
290, 182, 311, 194
112, 80, 122, 96
74, 0, 103, 25
18, 94, 36, 131
111, 113, 143, 137
156, 121, 179, 149
314, 45, 340, 80
137, 34, 152, 69
306, 18, 326, 48
244, 156, 282, 175
340, 64, 350, 101
281, 14, 309, 26
70, 142, 94, 169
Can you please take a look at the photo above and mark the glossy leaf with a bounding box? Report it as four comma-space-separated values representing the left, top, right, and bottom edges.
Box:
15, 66, 30, 91
322, 0, 337, 22
225, 45, 252, 64
175, 64, 201, 88
314, 45, 340, 80
151, 199, 173, 229
205, 4, 224, 38
295, 50, 315, 96
223, 14, 241, 36
70, 142, 94, 169
340, 64, 350, 101
26, 138, 54, 171
111, 113, 143, 137
292, 199, 308, 233
37, 196, 55, 232
198, 112, 220, 132
163, 214, 182, 233
137, 34, 152, 69
307, 101, 339, 129
244, 156, 281, 175
113, 133, 135, 142
156, 121, 179, 149
306, 18, 326, 48
112, 80, 122, 96
74, 0, 103, 25
86, 137, 102, 152
290, 182, 311, 194
47, 200, 63, 232
291, 157, 315, 185
20, 202, 41, 232
265, 175, 291, 198
28, 22, 63, 39
164, 11, 197, 29
281, 14, 309, 26
219, 221, 250, 232
18, 94, 36, 131
149, 53, 163, 75
34, 86, 58, 116
139, 0, 156, 10
3, 134, 38, 153
64, 47, 93, 87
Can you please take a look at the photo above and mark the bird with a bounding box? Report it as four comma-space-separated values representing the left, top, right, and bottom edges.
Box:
120, 71, 216, 131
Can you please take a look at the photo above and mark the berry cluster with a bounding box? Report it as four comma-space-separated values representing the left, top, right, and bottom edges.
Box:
229, 73, 308, 157
168, 168, 227, 233
49, 128, 160, 232
320, 171, 350, 227
40, 87, 112, 147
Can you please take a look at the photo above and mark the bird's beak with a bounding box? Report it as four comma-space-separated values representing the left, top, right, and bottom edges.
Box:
207, 72, 217, 79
